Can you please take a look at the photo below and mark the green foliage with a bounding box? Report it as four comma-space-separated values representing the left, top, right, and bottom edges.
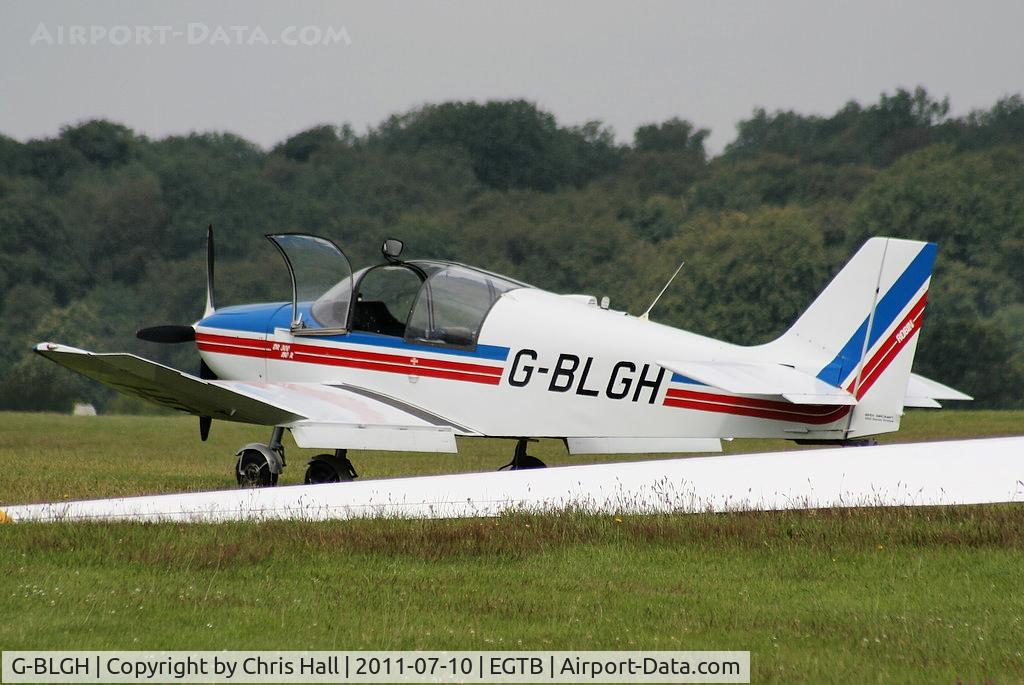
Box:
689, 155, 877, 210
726, 87, 954, 166
274, 124, 346, 163
959, 95, 1024, 149
618, 119, 710, 197
60, 120, 138, 168
370, 100, 622, 191
619, 195, 687, 243
634, 117, 709, 156
23, 139, 87, 184
0, 301, 112, 411
850, 145, 1024, 267
0, 92, 1022, 409
652, 206, 830, 344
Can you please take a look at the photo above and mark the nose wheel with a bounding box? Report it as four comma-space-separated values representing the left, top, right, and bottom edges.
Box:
499, 438, 546, 471
235, 427, 285, 488
236, 449, 279, 487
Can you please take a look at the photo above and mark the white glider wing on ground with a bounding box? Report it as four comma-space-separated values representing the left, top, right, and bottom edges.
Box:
3, 437, 1021, 524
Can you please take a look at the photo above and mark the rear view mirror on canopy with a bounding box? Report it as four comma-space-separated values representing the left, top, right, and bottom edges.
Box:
382, 238, 404, 261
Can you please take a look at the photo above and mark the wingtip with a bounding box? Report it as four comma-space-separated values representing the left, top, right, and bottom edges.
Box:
0, 510, 11, 524
33, 342, 91, 357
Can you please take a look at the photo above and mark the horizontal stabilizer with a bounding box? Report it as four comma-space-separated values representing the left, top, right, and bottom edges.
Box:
903, 396, 942, 409
657, 360, 856, 405
909, 370, 970, 403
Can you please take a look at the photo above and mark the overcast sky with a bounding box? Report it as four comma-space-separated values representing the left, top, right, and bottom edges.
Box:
2, 0, 1022, 153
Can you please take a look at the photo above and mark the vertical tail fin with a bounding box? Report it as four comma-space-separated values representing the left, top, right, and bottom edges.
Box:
770, 237, 937, 437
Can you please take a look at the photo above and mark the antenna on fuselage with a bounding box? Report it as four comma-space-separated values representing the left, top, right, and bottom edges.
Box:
638, 259, 685, 321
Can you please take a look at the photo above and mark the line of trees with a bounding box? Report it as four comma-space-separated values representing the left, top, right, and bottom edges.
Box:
1, 87, 1023, 411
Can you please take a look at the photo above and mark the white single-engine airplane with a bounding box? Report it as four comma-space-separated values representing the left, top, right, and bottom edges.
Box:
35, 231, 970, 487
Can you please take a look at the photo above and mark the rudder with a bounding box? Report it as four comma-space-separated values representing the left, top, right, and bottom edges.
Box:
769, 237, 937, 438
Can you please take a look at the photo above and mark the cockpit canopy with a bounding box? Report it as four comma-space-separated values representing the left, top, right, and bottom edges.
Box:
267, 233, 527, 349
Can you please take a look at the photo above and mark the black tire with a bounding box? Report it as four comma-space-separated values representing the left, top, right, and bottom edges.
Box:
304, 454, 356, 484
500, 454, 548, 471
304, 459, 340, 485
236, 450, 277, 487
515, 454, 547, 470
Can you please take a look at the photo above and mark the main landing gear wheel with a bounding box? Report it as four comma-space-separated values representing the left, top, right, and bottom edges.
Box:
304, 449, 359, 484
499, 438, 547, 471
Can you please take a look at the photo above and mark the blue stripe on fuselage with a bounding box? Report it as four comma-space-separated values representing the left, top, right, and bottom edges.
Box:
671, 373, 708, 386
816, 242, 936, 386
198, 301, 510, 362
198, 302, 288, 333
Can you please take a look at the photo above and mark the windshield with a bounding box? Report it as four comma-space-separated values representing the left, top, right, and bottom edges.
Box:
406, 264, 522, 346
306, 257, 527, 344
310, 273, 358, 328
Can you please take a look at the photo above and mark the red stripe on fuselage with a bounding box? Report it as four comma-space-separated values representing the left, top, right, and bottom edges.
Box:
284, 341, 503, 376
195, 332, 272, 350
195, 332, 503, 385
662, 292, 927, 424
287, 349, 501, 385
195, 332, 270, 360
197, 341, 269, 360
664, 388, 847, 417
663, 395, 851, 425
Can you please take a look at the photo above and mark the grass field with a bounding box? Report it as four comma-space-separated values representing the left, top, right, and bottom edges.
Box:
1, 410, 1023, 682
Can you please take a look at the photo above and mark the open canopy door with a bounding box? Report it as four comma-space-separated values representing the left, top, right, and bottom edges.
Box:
266, 233, 354, 335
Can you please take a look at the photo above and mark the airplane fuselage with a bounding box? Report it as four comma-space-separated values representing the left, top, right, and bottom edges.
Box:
196, 287, 878, 442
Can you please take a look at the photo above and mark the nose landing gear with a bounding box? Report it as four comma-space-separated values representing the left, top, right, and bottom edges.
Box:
235, 426, 285, 488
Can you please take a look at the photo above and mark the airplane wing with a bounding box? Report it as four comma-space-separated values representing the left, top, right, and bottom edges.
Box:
904, 372, 973, 408
656, 360, 857, 405
33, 343, 465, 452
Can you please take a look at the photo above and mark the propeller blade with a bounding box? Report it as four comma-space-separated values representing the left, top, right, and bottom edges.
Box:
136, 325, 196, 344
204, 224, 216, 317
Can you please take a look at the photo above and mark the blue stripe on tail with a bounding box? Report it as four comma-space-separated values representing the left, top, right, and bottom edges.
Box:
816, 242, 936, 386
